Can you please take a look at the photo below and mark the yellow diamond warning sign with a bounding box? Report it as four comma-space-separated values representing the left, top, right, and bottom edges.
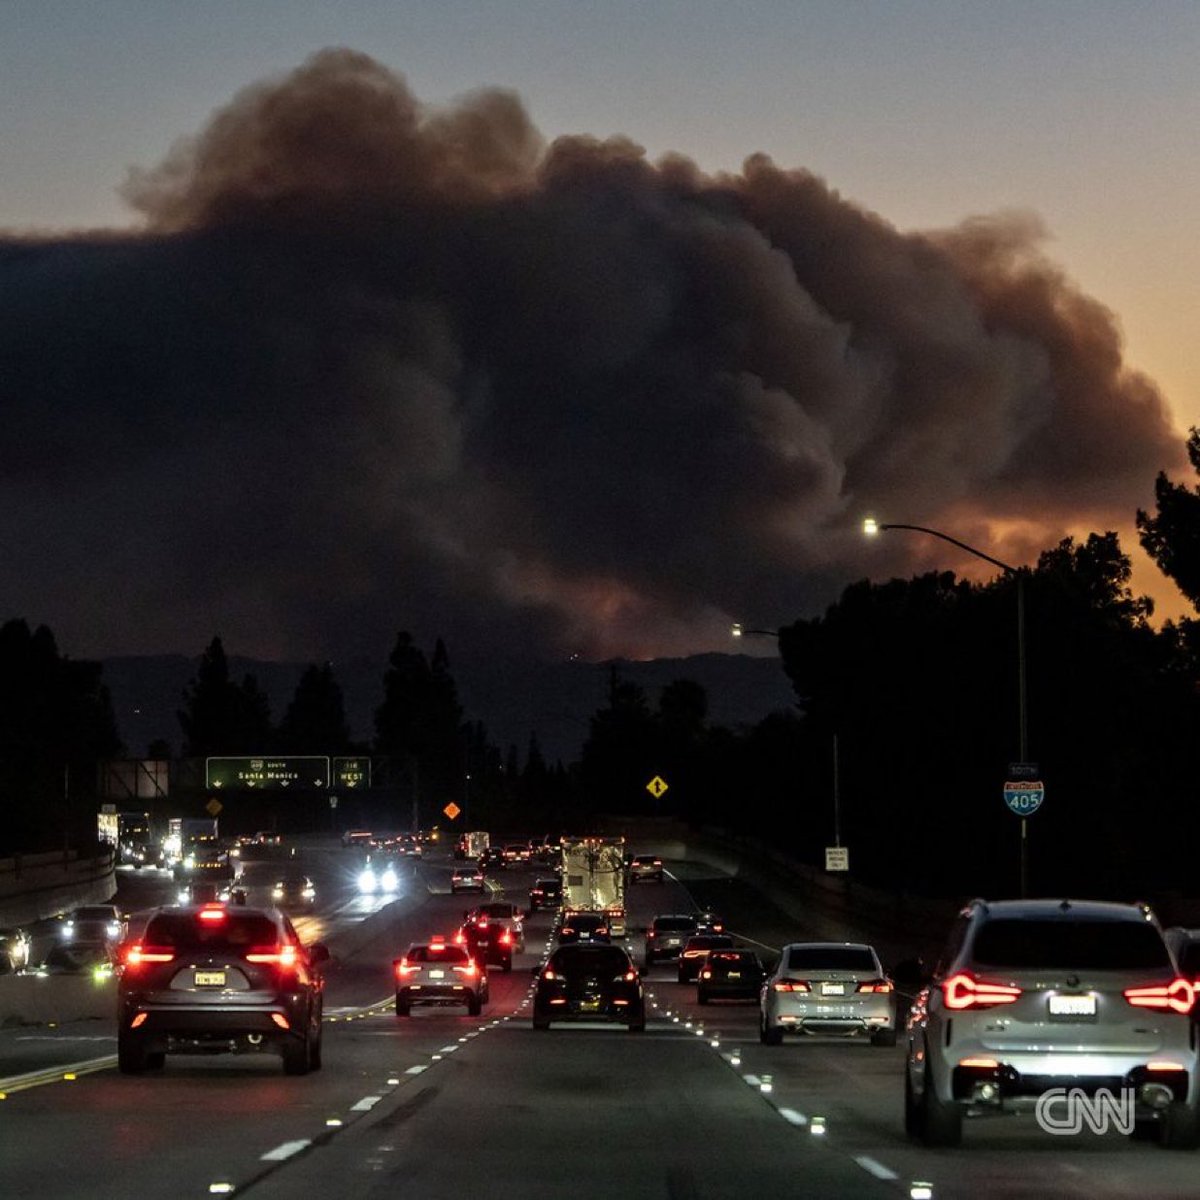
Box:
646, 775, 669, 799
443, 802, 461, 821
205, 797, 223, 817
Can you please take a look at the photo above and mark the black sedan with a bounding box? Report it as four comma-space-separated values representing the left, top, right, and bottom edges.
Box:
696, 949, 766, 1003
533, 943, 645, 1031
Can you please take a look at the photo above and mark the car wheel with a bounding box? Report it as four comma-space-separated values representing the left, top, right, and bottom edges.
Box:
697, 989, 709, 1005
1130, 1117, 1160, 1142
677, 972, 687, 985
282, 1031, 311, 1076
308, 1028, 323, 1071
1159, 1100, 1200, 1150
759, 1011, 783, 1046
145, 1050, 165, 1070
917, 1064, 962, 1147
871, 1027, 898, 1047
628, 1010, 646, 1032
467, 994, 482, 1016
117, 1031, 148, 1074
532, 1013, 551, 1030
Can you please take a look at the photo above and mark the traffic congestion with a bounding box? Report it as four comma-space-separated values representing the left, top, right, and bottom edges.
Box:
1, 828, 1198, 1199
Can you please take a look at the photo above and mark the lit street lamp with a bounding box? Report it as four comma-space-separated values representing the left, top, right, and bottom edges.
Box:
864, 518, 1031, 896
730, 623, 779, 640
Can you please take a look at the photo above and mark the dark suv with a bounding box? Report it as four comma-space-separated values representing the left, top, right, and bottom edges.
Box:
117, 903, 329, 1075
456, 916, 516, 972
644, 914, 698, 967
533, 943, 645, 1030
529, 876, 562, 913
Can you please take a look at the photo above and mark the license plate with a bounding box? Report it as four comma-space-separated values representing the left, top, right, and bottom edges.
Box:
728, 972, 741, 979
428, 969, 445, 979
580, 1000, 600, 1012
1049, 993, 1096, 1017
821, 982, 845, 996
194, 970, 226, 987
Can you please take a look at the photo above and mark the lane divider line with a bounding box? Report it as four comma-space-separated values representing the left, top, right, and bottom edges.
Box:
854, 1156, 899, 1181
0, 1054, 117, 1094
260, 1140, 312, 1162
350, 1096, 382, 1112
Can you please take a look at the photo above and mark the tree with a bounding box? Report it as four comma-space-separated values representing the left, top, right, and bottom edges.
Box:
373, 633, 465, 824
277, 663, 351, 754
1138, 426, 1200, 610
0, 619, 122, 850
178, 637, 273, 756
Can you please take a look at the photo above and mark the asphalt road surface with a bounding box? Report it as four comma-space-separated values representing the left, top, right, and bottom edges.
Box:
2, 847, 1197, 1199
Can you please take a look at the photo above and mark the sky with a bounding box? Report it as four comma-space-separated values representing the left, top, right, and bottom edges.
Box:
2, 1, 1197, 664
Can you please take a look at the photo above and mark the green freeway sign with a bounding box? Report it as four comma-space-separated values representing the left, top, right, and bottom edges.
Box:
206, 756, 330, 790
333, 757, 371, 789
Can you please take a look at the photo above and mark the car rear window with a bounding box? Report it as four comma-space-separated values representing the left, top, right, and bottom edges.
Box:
971, 919, 1172, 971
144, 912, 281, 949
711, 951, 757, 965
654, 917, 697, 932
408, 945, 469, 964
687, 936, 734, 950
786, 946, 877, 972
550, 945, 630, 974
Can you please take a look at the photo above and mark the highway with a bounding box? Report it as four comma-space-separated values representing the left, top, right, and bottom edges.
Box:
2, 847, 1197, 1199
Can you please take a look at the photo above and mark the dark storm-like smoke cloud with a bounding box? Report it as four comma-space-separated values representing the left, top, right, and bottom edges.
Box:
0, 49, 1184, 661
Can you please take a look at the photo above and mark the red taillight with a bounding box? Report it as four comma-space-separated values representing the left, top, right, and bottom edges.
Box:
542, 968, 557, 981
476, 918, 489, 928
700, 970, 712, 980
1125, 978, 1194, 1015
774, 980, 809, 993
683, 950, 704, 958
618, 970, 637, 982
454, 962, 478, 977
454, 931, 466, 944
857, 979, 894, 994
246, 944, 299, 968
499, 930, 512, 945
597, 927, 609, 937
125, 944, 174, 966
395, 959, 419, 979
198, 904, 226, 922
942, 972, 1022, 1010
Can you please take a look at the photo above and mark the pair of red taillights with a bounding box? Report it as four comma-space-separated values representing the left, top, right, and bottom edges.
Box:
395, 960, 478, 979
773, 978, 893, 994
542, 968, 637, 982
124, 944, 298, 968
941, 971, 1195, 1014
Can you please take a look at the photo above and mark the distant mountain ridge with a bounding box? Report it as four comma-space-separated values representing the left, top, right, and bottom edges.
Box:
101, 651, 798, 765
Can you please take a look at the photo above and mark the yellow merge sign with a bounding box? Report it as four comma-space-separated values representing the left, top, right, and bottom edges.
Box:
443, 802, 462, 821
646, 775, 669, 799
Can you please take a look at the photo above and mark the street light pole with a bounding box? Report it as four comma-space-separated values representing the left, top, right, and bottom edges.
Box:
863, 519, 1030, 896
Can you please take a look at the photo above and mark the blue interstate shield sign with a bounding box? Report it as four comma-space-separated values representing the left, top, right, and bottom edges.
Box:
1003, 780, 1045, 815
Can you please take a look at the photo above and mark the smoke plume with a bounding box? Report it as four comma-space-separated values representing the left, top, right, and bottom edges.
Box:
0, 49, 1184, 661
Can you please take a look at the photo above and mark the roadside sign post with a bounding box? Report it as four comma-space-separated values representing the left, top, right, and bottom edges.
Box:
825, 846, 849, 872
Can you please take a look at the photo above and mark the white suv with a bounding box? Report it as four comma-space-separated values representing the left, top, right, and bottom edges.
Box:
905, 898, 1199, 1148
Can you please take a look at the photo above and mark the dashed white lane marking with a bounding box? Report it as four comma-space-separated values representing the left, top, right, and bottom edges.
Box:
261, 1140, 311, 1162
778, 1108, 808, 1126
439, 1045, 459, 1053
405, 1065, 428, 1075
741, 1073, 761, 1086
351, 1095, 382, 1111
854, 1156, 899, 1181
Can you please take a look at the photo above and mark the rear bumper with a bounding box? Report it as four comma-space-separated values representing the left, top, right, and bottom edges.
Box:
398, 984, 479, 1006
767, 994, 895, 1034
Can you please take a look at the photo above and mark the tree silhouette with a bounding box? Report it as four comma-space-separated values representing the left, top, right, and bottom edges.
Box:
178, 636, 273, 756
1138, 426, 1200, 610
277, 663, 352, 753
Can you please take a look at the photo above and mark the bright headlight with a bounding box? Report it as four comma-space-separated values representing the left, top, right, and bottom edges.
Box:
358, 868, 377, 893
272, 886, 284, 898
380, 868, 398, 892
178, 890, 189, 903
302, 887, 315, 899
184, 855, 195, 869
